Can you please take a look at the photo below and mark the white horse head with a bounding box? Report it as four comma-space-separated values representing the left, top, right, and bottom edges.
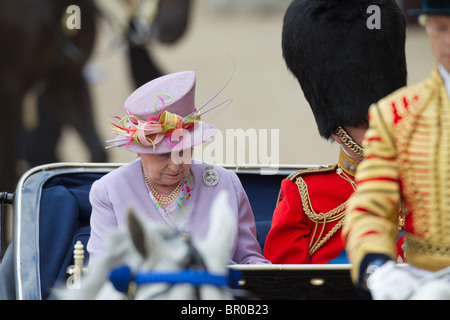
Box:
57, 190, 236, 300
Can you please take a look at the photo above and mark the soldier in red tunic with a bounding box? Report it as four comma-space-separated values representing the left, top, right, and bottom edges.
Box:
264, 0, 408, 264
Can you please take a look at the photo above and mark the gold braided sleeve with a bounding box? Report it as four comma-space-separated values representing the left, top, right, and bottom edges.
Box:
343, 102, 401, 283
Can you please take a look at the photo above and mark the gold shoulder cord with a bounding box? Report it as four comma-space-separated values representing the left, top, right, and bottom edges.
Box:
295, 168, 355, 256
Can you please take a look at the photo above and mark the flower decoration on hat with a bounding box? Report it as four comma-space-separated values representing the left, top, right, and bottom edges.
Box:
110, 93, 201, 150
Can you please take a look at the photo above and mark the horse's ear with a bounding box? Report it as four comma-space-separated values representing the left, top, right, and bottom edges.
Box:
127, 207, 147, 258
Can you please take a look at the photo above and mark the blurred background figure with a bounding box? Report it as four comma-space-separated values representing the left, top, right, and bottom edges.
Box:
0, 0, 102, 193
0, 0, 193, 193
125, 0, 192, 87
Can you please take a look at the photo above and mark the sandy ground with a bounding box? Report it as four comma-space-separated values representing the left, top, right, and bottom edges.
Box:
57, 0, 436, 168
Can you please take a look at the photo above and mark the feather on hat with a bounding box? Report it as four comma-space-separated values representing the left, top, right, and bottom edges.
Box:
107, 71, 218, 154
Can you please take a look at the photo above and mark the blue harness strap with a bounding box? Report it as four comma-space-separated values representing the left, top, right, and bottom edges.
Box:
135, 270, 229, 287
109, 265, 240, 294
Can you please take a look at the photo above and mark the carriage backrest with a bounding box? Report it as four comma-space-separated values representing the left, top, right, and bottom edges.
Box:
233, 169, 292, 252
38, 173, 102, 299
9, 164, 115, 300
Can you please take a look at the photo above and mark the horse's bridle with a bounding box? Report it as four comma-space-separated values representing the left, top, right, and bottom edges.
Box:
108, 233, 240, 299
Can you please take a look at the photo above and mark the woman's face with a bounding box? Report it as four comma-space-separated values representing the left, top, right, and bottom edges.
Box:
140, 149, 192, 190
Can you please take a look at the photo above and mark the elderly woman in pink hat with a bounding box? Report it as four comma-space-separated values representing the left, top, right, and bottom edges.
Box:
87, 71, 268, 265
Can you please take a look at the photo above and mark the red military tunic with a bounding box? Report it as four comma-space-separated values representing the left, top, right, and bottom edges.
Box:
264, 148, 357, 264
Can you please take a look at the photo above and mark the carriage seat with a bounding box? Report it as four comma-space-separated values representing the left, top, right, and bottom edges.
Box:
38, 173, 102, 299
235, 171, 285, 253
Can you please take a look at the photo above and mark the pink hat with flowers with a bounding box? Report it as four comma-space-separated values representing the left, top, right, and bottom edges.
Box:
106, 71, 218, 154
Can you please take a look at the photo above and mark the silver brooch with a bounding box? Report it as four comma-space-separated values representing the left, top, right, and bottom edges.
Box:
203, 165, 219, 186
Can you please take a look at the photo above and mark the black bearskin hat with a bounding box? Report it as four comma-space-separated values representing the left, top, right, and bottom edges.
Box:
282, 0, 407, 139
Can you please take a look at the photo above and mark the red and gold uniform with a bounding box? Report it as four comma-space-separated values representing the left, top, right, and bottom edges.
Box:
264, 149, 358, 264
343, 67, 450, 283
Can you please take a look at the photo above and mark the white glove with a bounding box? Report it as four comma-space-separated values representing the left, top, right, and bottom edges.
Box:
367, 261, 419, 300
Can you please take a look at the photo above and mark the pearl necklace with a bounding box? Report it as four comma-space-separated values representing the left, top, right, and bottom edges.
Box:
142, 166, 183, 205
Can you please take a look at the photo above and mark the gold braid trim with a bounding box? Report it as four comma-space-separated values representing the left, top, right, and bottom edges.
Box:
296, 173, 350, 256
287, 165, 336, 182
405, 233, 450, 257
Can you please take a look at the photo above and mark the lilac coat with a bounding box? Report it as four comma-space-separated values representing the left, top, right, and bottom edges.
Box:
87, 158, 268, 265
